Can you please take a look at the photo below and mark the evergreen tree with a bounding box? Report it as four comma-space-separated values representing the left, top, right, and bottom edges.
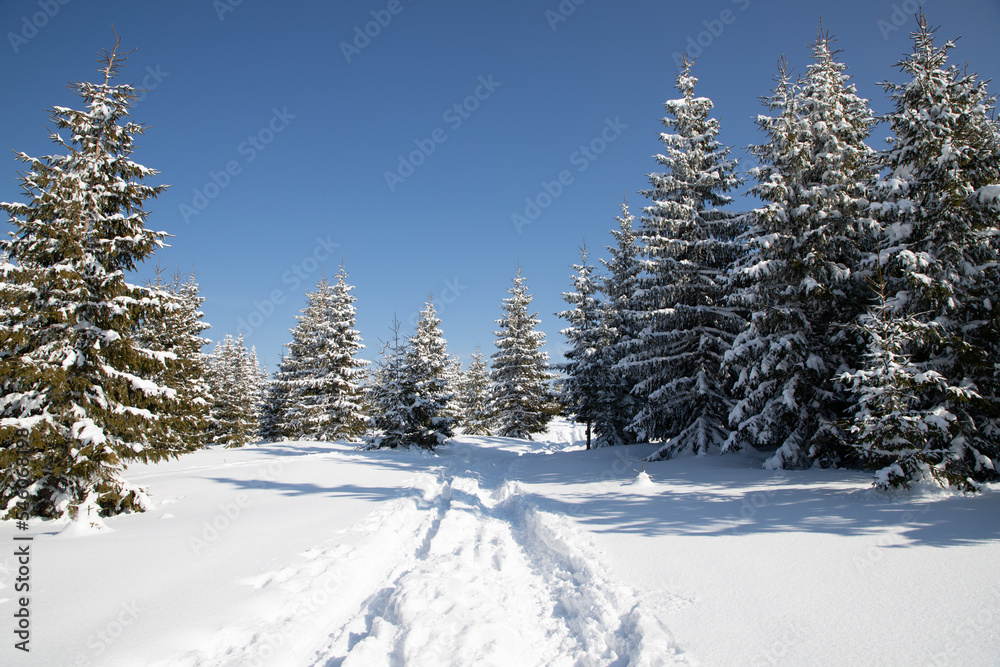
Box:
245, 345, 268, 434
271, 278, 334, 439
455, 348, 494, 435
366, 317, 416, 449
441, 355, 464, 423
402, 299, 455, 448
599, 200, 645, 447
331, 268, 368, 439
490, 267, 555, 439
206, 334, 259, 448
851, 15, 1000, 489
268, 270, 368, 442
320, 268, 368, 440
365, 303, 453, 450
727, 31, 878, 469
0, 41, 176, 519
840, 273, 981, 489
138, 269, 214, 453
626, 60, 745, 458
557, 243, 606, 449
259, 355, 291, 442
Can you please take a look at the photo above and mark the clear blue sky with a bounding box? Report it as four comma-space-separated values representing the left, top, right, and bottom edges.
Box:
2, 0, 998, 372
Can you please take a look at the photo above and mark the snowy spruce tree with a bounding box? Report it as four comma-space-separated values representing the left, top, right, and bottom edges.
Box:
366, 303, 454, 450
726, 32, 878, 469
599, 200, 646, 447
455, 347, 494, 435
840, 274, 983, 489
259, 356, 291, 443
206, 335, 261, 448
557, 243, 608, 449
0, 41, 178, 519
848, 15, 1000, 489
245, 345, 269, 434
367, 318, 417, 449
138, 269, 214, 453
490, 267, 555, 439
267, 270, 367, 442
402, 299, 455, 448
316, 267, 368, 440
441, 355, 464, 423
625, 60, 745, 459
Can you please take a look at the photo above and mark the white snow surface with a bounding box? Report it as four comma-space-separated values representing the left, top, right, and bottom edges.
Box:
2, 419, 999, 666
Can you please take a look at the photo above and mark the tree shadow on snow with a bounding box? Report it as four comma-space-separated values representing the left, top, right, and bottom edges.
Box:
512, 446, 1000, 549
207, 476, 437, 508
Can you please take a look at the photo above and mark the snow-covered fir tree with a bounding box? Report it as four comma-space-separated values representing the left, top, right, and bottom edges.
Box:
259, 354, 291, 443
441, 354, 464, 423
320, 267, 368, 439
366, 303, 454, 450
599, 200, 646, 447
455, 347, 494, 435
726, 32, 878, 469
206, 334, 260, 448
267, 281, 327, 440
840, 273, 982, 489
557, 243, 607, 449
138, 269, 214, 453
850, 15, 1000, 489
0, 42, 178, 519
490, 267, 555, 439
268, 271, 367, 442
366, 317, 417, 449
402, 299, 455, 448
245, 345, 268, 434
624, 60, 745, 458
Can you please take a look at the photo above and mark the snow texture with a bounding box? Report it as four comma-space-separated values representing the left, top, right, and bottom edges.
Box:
2, 420, 997, 666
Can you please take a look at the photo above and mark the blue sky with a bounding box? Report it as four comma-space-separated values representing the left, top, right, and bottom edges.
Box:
2, 0, 999, 372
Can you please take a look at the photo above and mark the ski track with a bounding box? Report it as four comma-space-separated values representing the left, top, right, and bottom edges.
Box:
155, 446, 686, 667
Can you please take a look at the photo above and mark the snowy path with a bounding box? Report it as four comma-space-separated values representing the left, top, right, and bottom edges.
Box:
317, 472, 679, 666
155, 441, 684, 667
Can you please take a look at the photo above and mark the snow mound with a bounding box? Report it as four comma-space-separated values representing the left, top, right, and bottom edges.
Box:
55, 518, 110, 538
55, 495, 111, 537
628, 470, 656, 491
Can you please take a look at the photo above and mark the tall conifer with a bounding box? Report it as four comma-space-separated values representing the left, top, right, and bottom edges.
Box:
490, 268, 555, 439
727, 32, 878, 468
848, 15, 1000, 488
0, 40, 175, 518
626, 60, 744, 457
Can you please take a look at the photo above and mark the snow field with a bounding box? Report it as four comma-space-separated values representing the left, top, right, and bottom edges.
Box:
515, 442, 1000, 667
1, 420, 998, 666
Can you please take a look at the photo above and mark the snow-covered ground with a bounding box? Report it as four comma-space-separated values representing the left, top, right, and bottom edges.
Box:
2, 421, 999, 666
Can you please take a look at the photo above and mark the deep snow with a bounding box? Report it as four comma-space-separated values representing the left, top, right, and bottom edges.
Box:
1, 421, 998, 666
